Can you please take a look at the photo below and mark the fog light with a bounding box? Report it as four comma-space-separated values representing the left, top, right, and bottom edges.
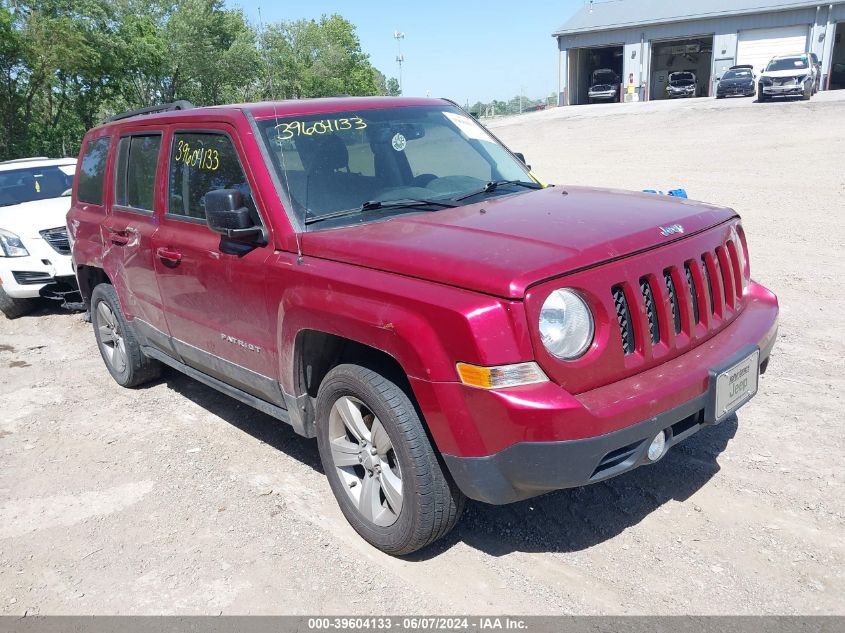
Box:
647, 431, 667, 462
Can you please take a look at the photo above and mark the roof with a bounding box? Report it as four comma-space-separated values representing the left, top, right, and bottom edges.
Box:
98, 96, 449, 129
553, 0, 844, 36
0, 157, 76, 172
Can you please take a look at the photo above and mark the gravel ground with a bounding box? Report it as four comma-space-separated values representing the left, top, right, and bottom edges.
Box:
1, 92, 844, 615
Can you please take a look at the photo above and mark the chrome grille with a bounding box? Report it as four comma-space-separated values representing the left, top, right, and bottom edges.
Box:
640, 278, 660, 344
40, 226, 70, 255
612, 286, 635, 355
664, 270, 681, 335
685, 263, 700, 324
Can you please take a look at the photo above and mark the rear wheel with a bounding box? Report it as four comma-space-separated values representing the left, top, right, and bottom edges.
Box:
0, 286, 36, 319
316, 364, 465, 555
91, 284, 161, 387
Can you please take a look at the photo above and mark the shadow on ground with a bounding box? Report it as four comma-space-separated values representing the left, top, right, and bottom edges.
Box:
152, 363, 738, 559
157, 366, 323, 474
411, 415, 738, 560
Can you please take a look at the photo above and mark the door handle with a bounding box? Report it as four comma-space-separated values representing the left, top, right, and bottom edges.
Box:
109, 232, 130, 246
156, 247, 182, 264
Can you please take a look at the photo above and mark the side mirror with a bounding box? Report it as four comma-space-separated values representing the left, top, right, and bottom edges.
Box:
205, 189, 265, 243
513, 152, 531, 170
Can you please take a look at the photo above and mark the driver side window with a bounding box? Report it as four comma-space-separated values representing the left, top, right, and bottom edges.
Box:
168, 132, 256, 221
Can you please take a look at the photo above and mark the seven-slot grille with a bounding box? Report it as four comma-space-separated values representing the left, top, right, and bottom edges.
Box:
611, 237, 744, 356
39, 227, 70, 255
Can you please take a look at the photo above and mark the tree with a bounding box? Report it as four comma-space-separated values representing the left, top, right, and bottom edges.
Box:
0, 2, 395, 161
261, 14, 383, 100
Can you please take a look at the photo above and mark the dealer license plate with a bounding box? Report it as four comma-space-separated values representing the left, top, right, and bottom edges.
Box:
714, 350, 760, 420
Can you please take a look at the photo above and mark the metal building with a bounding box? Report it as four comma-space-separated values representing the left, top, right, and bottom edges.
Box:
554, 0, 845, 105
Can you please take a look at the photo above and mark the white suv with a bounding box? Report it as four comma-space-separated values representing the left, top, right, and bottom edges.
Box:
0, 157, 78, 318
758, 54, 817, 101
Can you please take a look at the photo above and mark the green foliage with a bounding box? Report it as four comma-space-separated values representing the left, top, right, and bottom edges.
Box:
0, 1, 399, 161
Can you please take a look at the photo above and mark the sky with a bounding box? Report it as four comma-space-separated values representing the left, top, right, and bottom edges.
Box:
229, 0, 583, 105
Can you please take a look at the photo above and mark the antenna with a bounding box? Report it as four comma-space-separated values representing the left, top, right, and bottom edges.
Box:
259, 6, 303, 264
394, 30, 405, 94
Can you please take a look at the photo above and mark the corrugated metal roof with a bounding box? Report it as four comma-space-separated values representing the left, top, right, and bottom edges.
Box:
553, 0, 843, 35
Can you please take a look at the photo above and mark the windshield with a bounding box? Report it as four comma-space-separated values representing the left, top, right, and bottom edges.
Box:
670, 73, 695, 83
256, 105, 536, 229
723, 69, 752, 80
766, 57, 808, 71
0, 164, 75, 207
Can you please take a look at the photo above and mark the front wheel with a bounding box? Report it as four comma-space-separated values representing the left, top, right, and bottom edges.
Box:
757, 86, 769, 102
801, 82, 812, 100
0, 286, 36, 319
316, 364, 465, 555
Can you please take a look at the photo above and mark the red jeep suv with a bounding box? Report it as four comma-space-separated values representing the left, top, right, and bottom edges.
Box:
68, 97, 778, 555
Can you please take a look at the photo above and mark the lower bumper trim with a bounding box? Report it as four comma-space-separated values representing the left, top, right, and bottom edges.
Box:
443, 341, 773, 505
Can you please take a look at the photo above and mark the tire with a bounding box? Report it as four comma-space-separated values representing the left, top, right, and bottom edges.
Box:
316, 364, 465, 555
0, 286, 36, 319
90, 283, 161, 387
801, 83, 812, 101
757, 86, 768, 102
716, 95, 725, 99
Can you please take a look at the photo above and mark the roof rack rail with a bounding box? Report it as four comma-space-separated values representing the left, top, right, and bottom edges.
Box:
0, 156, 50, 164
105, 100, 194, 123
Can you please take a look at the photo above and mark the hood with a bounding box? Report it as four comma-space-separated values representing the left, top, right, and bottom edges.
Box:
720, 77, 753, 85
301, 186, 737, 298
762, 68, 809, 79
0, 196, 71, 238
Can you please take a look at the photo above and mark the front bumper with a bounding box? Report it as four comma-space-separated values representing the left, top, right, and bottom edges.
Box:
413, 282, 778, 504
718, 86, 755, 97
762, 84, 804, 96
0, 239, 75, 299
588, 91, 617, 100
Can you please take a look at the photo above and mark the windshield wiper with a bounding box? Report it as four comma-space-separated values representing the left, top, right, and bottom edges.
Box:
304, 198, 458, 226
454, 180, 543, 202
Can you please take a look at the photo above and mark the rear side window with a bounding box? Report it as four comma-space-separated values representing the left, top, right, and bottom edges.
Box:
77, 137, 110, 204
167, 132, 257, 221
114, 134, 162, 212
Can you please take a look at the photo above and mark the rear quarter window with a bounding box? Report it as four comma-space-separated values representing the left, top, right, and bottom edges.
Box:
77, 136, 110, 205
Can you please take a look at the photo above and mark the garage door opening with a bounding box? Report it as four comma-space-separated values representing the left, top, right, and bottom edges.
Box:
737, 24, 809, 77
649, 36, 714, 100
567, 45, 623, 105
830, 23, 845, 90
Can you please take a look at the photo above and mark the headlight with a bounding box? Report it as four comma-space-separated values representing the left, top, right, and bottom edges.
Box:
0, 229, 29, 257
539, 289, 594, 360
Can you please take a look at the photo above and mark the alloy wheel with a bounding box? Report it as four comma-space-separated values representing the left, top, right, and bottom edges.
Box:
327, 395, 403, 527
96, 301, 127, 373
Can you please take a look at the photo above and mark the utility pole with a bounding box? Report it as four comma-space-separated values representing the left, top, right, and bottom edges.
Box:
394, 31, 405, 95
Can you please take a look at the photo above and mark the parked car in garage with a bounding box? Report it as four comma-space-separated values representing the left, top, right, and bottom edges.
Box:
758, 54, 815, 101
666, 71, 698, 98
588, 68, 621, 103
69, 97, 778, 555
0, 157, 78, 318
716, 65, 756, 98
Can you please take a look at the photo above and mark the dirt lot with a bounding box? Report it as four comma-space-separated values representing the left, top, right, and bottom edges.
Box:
2, 92, 844, 615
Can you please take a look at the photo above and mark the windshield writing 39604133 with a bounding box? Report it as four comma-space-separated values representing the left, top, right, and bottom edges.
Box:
275, 117, 367, 141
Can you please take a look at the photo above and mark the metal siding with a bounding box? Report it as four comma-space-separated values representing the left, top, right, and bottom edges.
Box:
554, 0, 845, 36
737, 25, 809, 74
557, 7, 821, 49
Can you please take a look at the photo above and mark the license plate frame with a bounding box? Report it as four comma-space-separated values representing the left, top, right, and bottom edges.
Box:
705, 346, 760, 424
